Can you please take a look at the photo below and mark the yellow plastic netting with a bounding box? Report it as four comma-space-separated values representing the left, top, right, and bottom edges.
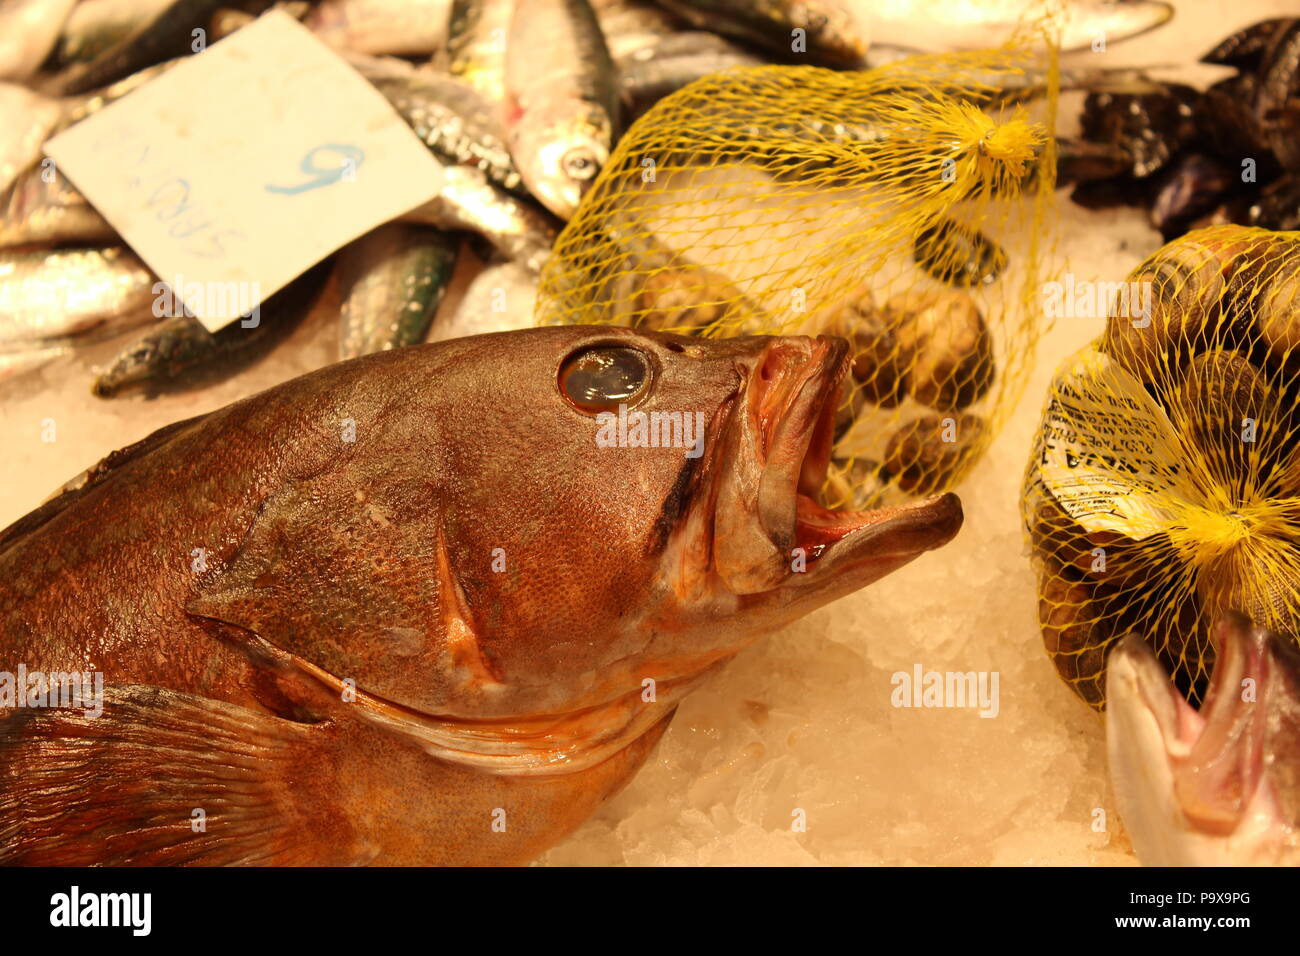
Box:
1024, 225, 1300, 709
538, 41, 1060, 508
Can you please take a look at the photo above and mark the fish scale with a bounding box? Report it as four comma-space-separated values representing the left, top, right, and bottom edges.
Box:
337, 223, 459, 359
371, 73, 526, 196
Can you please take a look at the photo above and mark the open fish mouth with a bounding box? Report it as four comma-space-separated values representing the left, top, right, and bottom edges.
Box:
1108, 615, 1283, 836
712, 335, 962, 595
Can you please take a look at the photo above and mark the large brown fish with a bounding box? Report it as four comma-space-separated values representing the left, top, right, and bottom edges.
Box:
0, 325, 960, 865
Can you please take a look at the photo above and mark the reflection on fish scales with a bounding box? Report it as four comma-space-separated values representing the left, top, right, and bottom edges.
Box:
0, 327, 960, 864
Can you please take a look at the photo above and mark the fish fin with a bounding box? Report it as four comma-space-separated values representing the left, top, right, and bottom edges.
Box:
0, 684, 365, 865
0, 412, 210, 556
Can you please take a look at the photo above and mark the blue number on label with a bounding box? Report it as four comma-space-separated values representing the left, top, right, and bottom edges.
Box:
265, 144, 365, 195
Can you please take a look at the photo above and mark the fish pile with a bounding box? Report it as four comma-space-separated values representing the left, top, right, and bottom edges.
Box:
0, 0, 1175, 397
1064, 17, 1300, 240
1024, 224, 1300, 711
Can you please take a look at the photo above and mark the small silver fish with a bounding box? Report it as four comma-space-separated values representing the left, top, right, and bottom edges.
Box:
0, 247, 156, 347
0, 0, 79, 80
308, 0, 452, 56
857, 0, 1173, 54
654, 0, 869, 67
367, 70, 525, 195
337, 223, 459, 359
400, 164, 558, 274
45, 0, 232, 96
427, 259, 537, 342
0, 84, 62, 196
504, 0, 619, 220
617, 30, 760, 116
591, 0, 680, 62
55, 0, 174, 65
92, 261, 328, 397
0, 164, 116, 250
447, 0, 513, 110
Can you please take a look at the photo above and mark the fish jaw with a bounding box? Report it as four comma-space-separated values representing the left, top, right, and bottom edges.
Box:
681, 334, 963, 618
1107, 620, 1300, 866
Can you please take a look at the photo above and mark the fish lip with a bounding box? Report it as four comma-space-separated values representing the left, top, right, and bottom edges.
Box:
751, 335, 850, 548
757, 336, 963, 567
725, 335, 962, 589
1108, 633, 1195, 752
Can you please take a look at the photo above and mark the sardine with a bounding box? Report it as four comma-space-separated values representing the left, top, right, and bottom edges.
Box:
0, 325, 961, 864
652, 0, 868, 67
55, 0, 175, 65
91, 261, 328, 397
400, 164, 558, 274
57, 57, 183, 128
447, 0, 513, 109
0, 341, 72, 381
504, 0, 620, 220
0, 0, 79, 80
857, 0, 1173, 54
617, 31, 760, 116
0, 163, 116, 250
591, 0, 680, 62
426, 259, 537, 342
45, 0, 246, 96
368, 70, 525, 196
337, 223, 458, 359
307, 0, 452, 56
0, 84, 62, 196
1108, 614, 1300, 866
0, 247, 156, 346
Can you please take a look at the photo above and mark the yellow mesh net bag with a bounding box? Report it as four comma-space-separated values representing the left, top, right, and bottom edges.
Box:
537, 42, 1060, 508
1024, 224, 1300, 709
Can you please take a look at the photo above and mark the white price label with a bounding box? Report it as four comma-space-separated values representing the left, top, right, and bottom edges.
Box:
44, 9, 445, 331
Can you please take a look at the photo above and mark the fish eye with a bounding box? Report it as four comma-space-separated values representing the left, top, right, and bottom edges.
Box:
561, 147, 599, 181
558, 345, 652, 413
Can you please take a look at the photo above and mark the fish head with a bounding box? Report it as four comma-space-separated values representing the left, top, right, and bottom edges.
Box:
1106, 614, 1300, 865
510, 99, 611, 219
425, 325, 962, 717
